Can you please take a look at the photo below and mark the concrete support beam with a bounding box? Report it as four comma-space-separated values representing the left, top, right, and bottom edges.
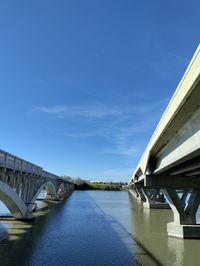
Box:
141, 188, 170, 209
145, 174, 200, 189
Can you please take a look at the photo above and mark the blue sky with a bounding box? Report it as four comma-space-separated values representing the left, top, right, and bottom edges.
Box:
0, 1, 199, 182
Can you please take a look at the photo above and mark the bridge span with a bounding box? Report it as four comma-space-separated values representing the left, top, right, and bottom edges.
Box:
129, 44, 200, 238
0, 149, 74, 220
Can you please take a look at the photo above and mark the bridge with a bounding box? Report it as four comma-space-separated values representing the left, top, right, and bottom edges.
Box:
129, 44, 200, 239
0, 149, 74, 220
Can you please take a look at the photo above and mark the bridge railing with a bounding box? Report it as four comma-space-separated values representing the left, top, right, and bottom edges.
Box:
0, 149, 42, 175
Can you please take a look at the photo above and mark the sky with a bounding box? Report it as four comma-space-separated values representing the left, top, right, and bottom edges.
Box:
0, 1, 199, 182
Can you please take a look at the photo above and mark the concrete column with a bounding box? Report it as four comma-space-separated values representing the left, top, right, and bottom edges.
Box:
25, 179, 31, 204
0, 172, 6, 183
129, 187, 139, 199
12, 176, 17, 191
27, 177, 35, 203
135, 188, 146, 202
15, 175, 22, 195
163, 188, 200, 238
20, 176, 28, 202
9, 174, 15, 188
32, 176, 39, 196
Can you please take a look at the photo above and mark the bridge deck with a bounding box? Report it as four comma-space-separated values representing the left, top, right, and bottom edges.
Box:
130, 44, 200, 183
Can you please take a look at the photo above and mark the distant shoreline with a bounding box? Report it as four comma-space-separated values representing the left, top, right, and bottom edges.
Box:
74, 182, 127, 191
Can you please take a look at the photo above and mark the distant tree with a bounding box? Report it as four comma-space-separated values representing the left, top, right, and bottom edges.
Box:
62, 176, 72, 182
74, 177, 87, 185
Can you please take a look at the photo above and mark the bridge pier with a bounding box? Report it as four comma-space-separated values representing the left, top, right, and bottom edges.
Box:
135, 188, 146, 201
129, 187, 146, 202
129, 185, 170, 209
141, 188, 170, 209
163, 189, 200, 238
129, 188, 138, 199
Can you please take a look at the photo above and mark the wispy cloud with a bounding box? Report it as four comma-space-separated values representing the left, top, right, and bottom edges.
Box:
30, 99, 167, 157
31, 99, 167, 119
64, 130, 106, 139
32, 104, 122, 118
102, 146, 138, 157
33, 105, 67, 114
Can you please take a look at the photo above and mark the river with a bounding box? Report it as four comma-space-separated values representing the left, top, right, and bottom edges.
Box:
0, 191, 199, 266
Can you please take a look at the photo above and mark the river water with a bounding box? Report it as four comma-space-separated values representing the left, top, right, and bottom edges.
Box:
0, 191, 199, 266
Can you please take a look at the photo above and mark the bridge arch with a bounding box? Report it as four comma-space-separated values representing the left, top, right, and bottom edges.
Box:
30, 181, 58, 207
0, 181, 32, 219
58, 182, 65, 193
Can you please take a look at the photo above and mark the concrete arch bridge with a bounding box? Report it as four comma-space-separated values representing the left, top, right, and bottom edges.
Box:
0, 149, 74, 220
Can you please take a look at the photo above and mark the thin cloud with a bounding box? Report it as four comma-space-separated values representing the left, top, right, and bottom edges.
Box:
31, 104, 122, 119
64, 130, 107, 139
102, 146, 138, 157
31, 99, 167, 119
33, 105, 67, 114
30, 98, 168, 157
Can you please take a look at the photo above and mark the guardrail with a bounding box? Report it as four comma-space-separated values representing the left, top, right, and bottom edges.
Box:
0, 149, 42, 176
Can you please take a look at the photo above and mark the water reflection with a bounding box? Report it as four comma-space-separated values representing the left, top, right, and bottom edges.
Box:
0, 192, 143, 266
0, 199, 63, 265
0, 191, 199, 265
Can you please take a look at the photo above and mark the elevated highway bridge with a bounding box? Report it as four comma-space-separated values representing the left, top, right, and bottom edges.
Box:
0, 149, 74, 220
129, 44, 200, 238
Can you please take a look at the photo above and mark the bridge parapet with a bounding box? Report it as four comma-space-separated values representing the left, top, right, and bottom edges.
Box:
0, 149, 42, 176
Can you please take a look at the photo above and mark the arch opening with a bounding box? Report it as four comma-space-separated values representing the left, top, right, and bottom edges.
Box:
31, 181, 58, 205
0, 181, 32, 219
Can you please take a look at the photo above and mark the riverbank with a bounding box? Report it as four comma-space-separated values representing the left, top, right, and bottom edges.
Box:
74, 182, 127, 191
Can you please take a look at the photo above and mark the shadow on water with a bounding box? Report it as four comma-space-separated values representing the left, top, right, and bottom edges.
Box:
0, 191, 145, 266
88, 192, 162, 266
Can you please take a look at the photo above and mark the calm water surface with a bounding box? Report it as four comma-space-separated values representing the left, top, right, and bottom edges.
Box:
0, 191, 199, 266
